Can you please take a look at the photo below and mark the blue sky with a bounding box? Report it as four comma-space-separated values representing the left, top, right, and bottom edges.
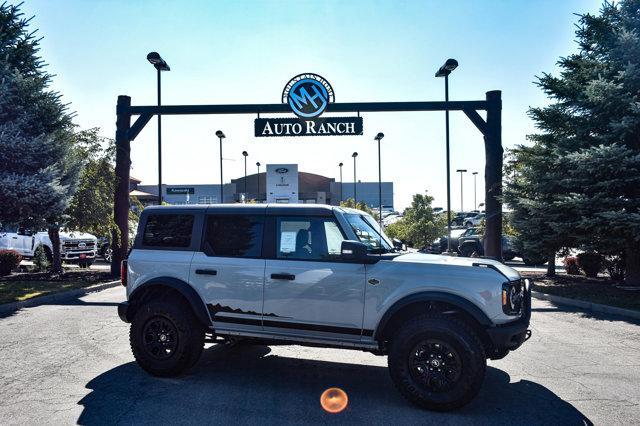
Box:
22, 0, 602, 210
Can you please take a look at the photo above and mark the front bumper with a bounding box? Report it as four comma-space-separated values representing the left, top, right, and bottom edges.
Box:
61, 250, 96, 262
486, 278, 532, 351
118, 301, 130, 323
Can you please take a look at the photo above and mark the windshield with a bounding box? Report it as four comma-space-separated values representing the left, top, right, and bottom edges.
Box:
344, 213, 394, 253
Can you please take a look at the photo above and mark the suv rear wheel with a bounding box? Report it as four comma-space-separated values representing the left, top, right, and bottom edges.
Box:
130, 300, 205, 377
388, 314, 486, 411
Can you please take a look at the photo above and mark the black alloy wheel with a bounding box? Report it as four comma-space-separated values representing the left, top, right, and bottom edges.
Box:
408, 339, 462, 393
142, 316, 179, 360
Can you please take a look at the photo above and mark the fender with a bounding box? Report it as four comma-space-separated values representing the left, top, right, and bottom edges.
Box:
374, 291, 493, 340
128, 277, 211, 327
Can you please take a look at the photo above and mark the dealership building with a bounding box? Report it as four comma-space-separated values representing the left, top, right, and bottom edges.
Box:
132, 164, 393, 209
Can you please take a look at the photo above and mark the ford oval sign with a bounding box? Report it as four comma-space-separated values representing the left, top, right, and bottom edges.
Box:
282, 74, 334, 118
275, 167, 288, 173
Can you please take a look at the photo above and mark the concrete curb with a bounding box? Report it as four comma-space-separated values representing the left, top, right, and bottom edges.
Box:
0, 280, 121, 314
532, 290, 640, 320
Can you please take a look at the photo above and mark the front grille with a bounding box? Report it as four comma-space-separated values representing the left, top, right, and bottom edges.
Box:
62, 240, 96, 251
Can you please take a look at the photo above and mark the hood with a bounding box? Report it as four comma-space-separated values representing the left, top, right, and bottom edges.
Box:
393, 251, 520, 281
58, 231, 97, 241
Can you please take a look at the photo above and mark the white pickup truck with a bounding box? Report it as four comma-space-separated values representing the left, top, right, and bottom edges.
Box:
0, 224, 98, 267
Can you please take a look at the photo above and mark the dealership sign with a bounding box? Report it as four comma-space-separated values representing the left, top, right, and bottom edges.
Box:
166, 187, 194, 195
255, 74, 363, 137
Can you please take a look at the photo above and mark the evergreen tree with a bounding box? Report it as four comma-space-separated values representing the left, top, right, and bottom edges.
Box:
0, 2, 81, 272
385, 192, 446, 249
505, 0, 640, 284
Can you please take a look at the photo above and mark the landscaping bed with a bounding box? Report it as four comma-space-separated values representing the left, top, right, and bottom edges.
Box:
522, 271, 640, 312
0, 270, 115, 305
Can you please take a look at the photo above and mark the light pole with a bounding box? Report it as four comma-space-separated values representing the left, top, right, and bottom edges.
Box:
435, 58, 458, 252
242, 151, 248, 201
374, 132, 385, 228
147, 52, 170, 205
352, 152, 358, 204
338, 162, 343, 203
256, 161, 261, 202
216, 130, 226, 203
472, 171, 478, 210
457, 169, 467, 211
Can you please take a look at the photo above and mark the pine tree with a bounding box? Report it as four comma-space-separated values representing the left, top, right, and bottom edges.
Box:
505, 0, 640, 284
0, 2, 81, 272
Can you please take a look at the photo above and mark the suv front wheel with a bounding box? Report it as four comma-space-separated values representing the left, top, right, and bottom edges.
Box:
388, 314, 486, 411
130, 300, 205, 377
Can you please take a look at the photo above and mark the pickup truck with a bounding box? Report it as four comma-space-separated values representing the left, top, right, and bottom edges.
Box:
118, 204, 531, 411
0, 224, 98, 267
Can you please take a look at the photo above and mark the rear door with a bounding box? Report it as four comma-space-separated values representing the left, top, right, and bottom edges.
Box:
189, 211, 265, 333
262, 215, 366, 341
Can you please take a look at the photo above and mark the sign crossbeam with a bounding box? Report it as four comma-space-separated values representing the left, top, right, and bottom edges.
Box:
123, 100, 489, 116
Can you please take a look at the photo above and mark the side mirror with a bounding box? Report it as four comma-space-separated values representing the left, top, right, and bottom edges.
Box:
392, 238, 406, 251
340, 240, 370, 263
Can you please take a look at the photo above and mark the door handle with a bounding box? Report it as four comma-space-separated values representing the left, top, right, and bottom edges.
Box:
195, 269, 217, 276
271, 273, 295, 280
12, 236, 18, 239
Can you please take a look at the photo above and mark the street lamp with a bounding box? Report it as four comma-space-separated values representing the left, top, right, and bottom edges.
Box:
147, 52, 170, 205
472, 171, 478, 210
242, 151, 248, 200
457, 169, 467, 211
352, 152, 358, 204
374, 132, 385, 229
435, 58, 458, 252
216, 130, 226, 203
256, 161, 261, 202
338, 162, 343, 203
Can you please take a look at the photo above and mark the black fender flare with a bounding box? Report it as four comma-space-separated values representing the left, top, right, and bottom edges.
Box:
128, 277, 211, 327
374, 291, 493, 340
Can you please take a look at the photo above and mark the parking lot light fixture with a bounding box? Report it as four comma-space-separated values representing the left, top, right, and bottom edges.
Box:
147, 52, 170, 205
472, 171, 478, 210
242, 151, 248, 199
338, 162, 344, 203
216, 131, 226, 203
256, 161, 261, 202
436, 58, 458, 253
352, 152, 358, 204
374, 133, 385, 229
456, 169, 467, 211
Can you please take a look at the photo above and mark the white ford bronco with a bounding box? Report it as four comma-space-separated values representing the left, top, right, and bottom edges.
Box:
118, 205, 531, 411
0, 224, 98, 267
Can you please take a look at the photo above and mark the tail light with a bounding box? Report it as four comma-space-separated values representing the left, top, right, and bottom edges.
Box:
120, 260, 128, 287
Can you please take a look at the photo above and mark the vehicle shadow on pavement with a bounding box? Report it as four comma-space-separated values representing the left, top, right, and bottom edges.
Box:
77, 343, 592, 425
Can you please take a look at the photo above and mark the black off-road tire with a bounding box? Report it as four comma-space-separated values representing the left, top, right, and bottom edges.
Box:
130, 300, 205, 377
388, 314, 486, 411
460, 244, 477, 258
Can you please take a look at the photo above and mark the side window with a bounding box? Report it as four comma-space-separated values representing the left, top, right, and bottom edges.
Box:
276, 217, 345, 260
202, 215, 263, 258
142, 214, 194, 248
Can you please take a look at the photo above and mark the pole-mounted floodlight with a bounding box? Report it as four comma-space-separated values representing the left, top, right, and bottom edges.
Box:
338, 162, 344, 203
457, 169, 467, 212
242, 151, 248, 198
216, 130, 226, 203
147, 52, 170, 205
256, 161, 261, 202
435, 58, 458, 253
435, 58, 458, 77
352, 152, 358, 204
374, 132, 385, 230
147, 52, 170, 71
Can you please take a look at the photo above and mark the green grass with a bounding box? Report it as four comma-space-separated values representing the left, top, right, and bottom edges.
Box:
523, 271, 640, 312
0, 270, 115, 305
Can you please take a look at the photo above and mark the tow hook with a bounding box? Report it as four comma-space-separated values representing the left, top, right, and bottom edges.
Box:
524, 329, 532, 342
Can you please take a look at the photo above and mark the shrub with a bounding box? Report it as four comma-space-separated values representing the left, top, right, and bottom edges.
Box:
0, 249, 22, 276
603, 254, 625, 281
563, 256, 580, 275
577, 252, 603, 278
32, 246, 50, 272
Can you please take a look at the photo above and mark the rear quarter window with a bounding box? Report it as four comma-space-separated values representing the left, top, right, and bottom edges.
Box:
142, 214, 194, 248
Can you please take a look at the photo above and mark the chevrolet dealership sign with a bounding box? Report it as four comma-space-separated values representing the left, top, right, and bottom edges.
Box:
255, 74, 363, 137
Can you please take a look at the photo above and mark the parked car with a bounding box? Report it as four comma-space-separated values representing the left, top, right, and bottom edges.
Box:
453, 212, 479, 227
118, 204, 532, 411
457, 228, 519, 261
464, 213, 485, 228
0, 223, 98, 267
422, 228, 467, 254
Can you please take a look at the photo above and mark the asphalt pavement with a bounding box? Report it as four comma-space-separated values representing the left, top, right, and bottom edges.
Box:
0, 286, 638, 425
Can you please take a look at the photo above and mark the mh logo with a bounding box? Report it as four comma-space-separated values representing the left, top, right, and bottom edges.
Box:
282, 74, 334, 118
